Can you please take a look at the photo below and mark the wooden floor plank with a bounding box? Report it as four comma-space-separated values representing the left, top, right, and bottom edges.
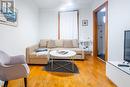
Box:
7, 56, 116, 87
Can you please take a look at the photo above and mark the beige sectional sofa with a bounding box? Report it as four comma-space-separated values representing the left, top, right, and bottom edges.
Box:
26, 39, 84, 64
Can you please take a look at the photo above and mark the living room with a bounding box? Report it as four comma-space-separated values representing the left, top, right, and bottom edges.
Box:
0, 0, 130, 87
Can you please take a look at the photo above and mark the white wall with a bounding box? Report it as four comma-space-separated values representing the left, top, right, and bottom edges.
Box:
39, 9, 58, 39
79, 7, 92, 42
0, 0, 39, 56
39, 7, 93, 43
108, 0, 130, 61
92, 0, 106, 10
92, 0, 130, 61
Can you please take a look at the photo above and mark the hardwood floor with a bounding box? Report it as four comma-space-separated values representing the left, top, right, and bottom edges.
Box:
7, 56, 116, 87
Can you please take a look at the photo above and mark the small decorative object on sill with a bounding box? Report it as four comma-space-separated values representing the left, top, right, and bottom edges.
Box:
80, 39, 92, 52
80, 41, 87, 49
82, 20, 88, 26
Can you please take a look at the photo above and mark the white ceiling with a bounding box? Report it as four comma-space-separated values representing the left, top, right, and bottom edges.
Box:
32, 0, 93, 10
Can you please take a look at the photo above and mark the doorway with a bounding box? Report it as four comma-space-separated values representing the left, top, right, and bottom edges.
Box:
93, 1, 108, 61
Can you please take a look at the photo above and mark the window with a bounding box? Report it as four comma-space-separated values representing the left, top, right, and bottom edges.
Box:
59, 11, 79, 39
103, 16, 106, 23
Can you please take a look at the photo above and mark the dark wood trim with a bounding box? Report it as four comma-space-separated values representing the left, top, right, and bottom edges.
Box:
93, 1, 108, 61
93, 11, 98, 57
58, 12, 60, 40
105, 2, 108, 61
93, 1, 108, 13
24, 78, 27, 87
77, 11, 79, 40
4, 81, 8, 87
58, 10, 79, 40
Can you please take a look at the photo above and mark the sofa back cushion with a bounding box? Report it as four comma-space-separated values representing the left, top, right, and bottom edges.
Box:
39, 39, 79, 48
47, 40, 56, 48
72, 39, 79, 48
39, 40, 48, 48
63, 40, 73, 48
55, 40, 63, 47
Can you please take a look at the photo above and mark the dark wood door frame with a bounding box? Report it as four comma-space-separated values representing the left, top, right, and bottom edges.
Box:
93, 1, 108, 61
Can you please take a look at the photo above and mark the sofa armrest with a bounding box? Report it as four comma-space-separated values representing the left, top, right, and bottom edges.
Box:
26, 44, 39, 63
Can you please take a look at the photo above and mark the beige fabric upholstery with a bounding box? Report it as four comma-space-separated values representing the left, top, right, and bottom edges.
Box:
26, 44, 39, 63
28, 52, 49, 64
55, 40, 63, 47
51, 48, 82, 54
63, 40, 73, 48
50, 48, 84, 59
26, 39, 85, 64
47, 40, 56, 48
39, 39, 48, 48
72, 39, 79, 48
26, 44, 49, 64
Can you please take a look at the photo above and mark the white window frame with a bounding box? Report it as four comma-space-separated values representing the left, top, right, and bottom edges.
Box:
58, 10, 79, 40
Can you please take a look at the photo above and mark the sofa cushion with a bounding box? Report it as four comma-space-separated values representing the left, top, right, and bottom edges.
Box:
72, 39, 79, 48
32, 51, 49, 56
63, 40, 73, 48
55, 40, 63, 47
50, 48, 83, 54
70, 48, 83, 54
67, 48, 82, 54
39, 40, 48, 48
47, 40, 56, 48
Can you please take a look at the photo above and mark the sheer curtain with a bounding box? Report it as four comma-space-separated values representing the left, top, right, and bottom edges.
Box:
60, 11, 78, 39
